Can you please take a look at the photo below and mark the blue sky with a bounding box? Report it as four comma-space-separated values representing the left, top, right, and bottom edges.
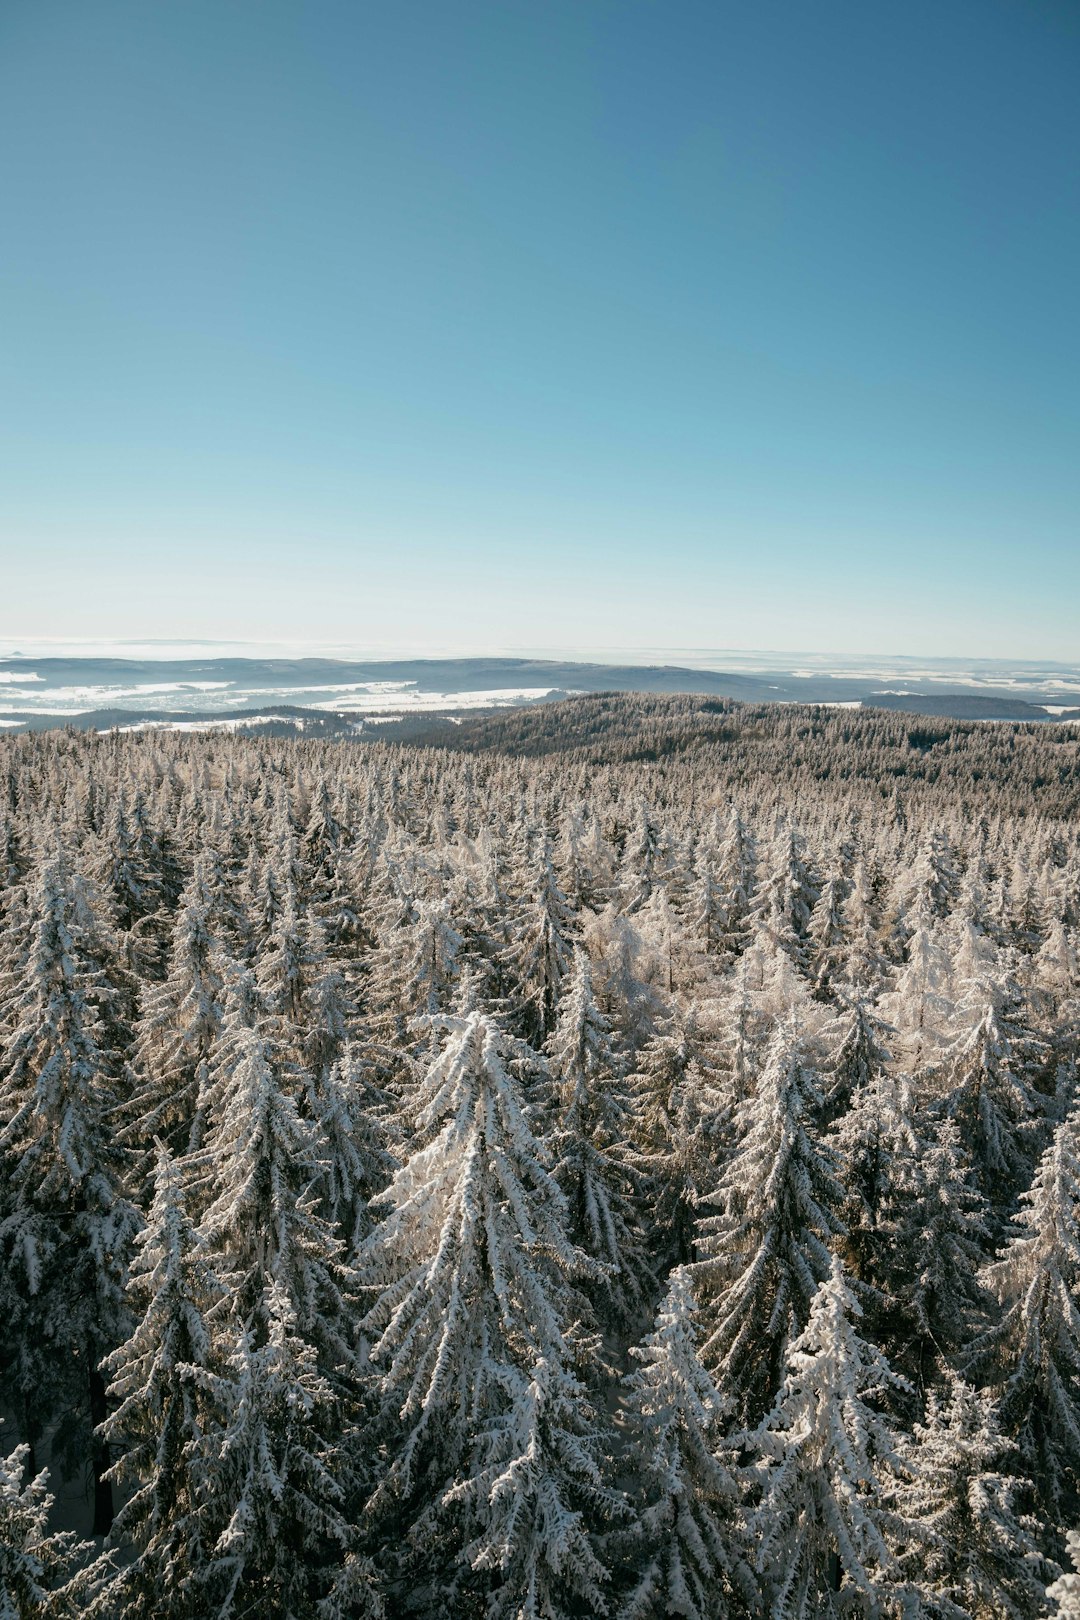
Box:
1, 0, 1077, 658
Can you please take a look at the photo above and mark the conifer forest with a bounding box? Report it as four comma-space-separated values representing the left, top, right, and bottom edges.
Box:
4, 692, 1080, 1620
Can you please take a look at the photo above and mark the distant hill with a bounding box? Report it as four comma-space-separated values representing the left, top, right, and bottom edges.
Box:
1, 653, 1078, 732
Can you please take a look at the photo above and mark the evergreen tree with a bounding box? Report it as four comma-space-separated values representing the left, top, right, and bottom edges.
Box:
753, 826, 816, 973
307, 1041, 395, 1259
968, 1108, 1080, 1519
821, 995, 895, 1123
939, 974, 1049, 1202
188, 1282, 382, 1620
897, 1376, 1056, 1619
831, 1065, 920, 1316
695, 1017, 846, 1424
98, 1144, 222, 1620
549, 949, 648, 1320
257, 885, 317, 1037
125, 856, 223, 1163
839, 859, 888, 993
503, 837, 576, 1045
96, 786, 164, 938
626, 1013, 726, 1269
0, 846, 139, 1533
192, 1020, 352, 1376
807, 875, 848, 999
0, 1445, 112, 1619
1049, 1533, 1080, 1620
892, 1118, 990, 1384
617, 1267, 754, 1620
881, 920, 955, 1074
749, 1258, 916, 1619
359, 1010, 606, 1596
714, 808, 758, 962
448, 1353, 624, 1620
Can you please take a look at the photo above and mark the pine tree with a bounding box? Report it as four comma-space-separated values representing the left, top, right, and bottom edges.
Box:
125, 856, 223, 1163
188, 1282, 383, 1620
897, 1376, 1056, 1619
0, 845, 139, 1534
695, 1017, 846, 1424
448, 1353, 624, 1620
968, 1108, 1080, 1519
749, 1257, 916, 1619
617, 1268, 754, 1620
98, 1144, 222, 1620
359, 1010, 606, 1594
0, 1445, 112, 1619
549, 949, 648, 1320
1049, 1533, 1080, 1620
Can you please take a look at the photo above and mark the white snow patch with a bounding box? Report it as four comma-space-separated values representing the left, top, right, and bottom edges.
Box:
308, 686, 562, 713
117, 715, 305, 734
3, 681, 235, 708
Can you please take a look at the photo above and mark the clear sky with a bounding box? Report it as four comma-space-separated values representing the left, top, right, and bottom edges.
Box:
1, 0, 1077, 659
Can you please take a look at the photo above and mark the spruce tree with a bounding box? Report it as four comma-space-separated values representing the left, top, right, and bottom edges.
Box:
968, 1108, 1080, 1520
617, 1267, 754, 1620
0, 1445, 112, 1619
192, 1019, 351, 1372
359, 1009, 609, 1599
503, 836, 576, 1045
749, 1258, 916, 1619
124, 855, 223, 1163
897, 1376, 1056, 1618
188, 1282, 383, 1620
98, 1144, 222, 1620
548, 949, 648, 1321
939, 974, 1049, 1203
0, 845, 139, 1534
892, 1117, 990, 1385
448, 1353, 624, 1620
695, 1017, 846, 1424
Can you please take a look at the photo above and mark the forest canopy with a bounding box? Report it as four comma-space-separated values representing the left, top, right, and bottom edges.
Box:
1, 696, 1079, 1619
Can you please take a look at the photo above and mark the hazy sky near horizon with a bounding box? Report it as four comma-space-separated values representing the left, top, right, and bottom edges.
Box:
2, 1, 1078, 659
